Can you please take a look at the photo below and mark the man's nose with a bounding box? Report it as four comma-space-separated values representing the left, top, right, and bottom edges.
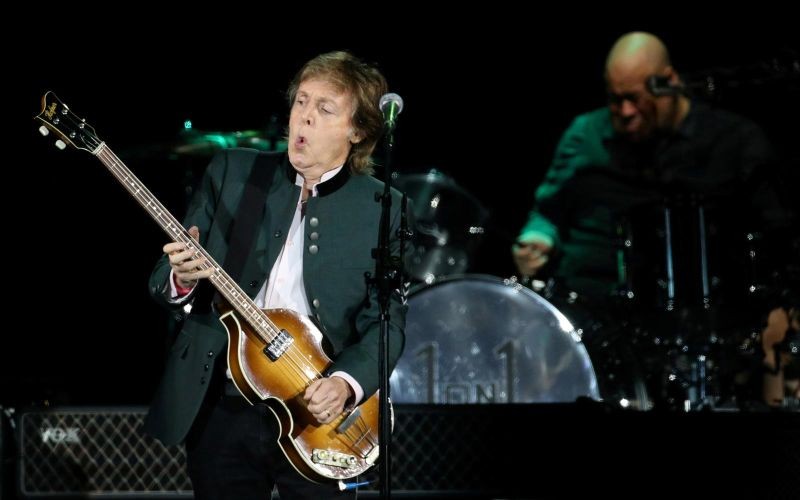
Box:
620, 100, 638, 117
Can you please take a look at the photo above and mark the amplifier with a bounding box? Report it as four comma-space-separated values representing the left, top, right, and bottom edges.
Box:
17, 407, 191, 498
18, 405, 797, 497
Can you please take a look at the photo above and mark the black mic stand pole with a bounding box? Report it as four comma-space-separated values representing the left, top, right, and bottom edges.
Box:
371, 113, 409, 499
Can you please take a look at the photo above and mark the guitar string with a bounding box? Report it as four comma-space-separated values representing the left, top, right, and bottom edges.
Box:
344, 417, 377, 454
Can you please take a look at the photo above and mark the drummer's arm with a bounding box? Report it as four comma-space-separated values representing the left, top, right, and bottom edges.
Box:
513, 114, 594, 275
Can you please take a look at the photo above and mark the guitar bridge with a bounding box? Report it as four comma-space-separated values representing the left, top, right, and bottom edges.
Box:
311, 448, 358, 469
263, 329, 294, 361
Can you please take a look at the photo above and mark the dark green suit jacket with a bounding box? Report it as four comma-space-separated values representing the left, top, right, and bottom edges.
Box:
144, 148, 408, 445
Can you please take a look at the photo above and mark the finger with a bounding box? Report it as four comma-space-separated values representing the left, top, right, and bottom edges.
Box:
308, 399, 331, 416
533, 255, 550, 268
176, 257, 206, 273
163, 241, 188, 254
309, 386, 340, 410
308, 389, 334, 408
512, 244, 531, 256
164, 226, 200, 255
176, 267, 213, 285
315, 406, 339, 424
185, 267, 214, 280
528, 255, 549, 271
304, 379, 323, 402
168, 249, 190, 267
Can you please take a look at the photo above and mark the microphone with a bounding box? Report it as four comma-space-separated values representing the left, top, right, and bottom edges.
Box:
379, 93, 404, 131
646, 75, 685, 97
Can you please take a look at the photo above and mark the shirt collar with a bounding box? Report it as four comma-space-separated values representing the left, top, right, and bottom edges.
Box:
283, 154, 352, 197
294, 165, 344, 197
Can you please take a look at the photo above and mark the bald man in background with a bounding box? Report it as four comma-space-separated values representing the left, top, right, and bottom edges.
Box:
512, 32, 795, 408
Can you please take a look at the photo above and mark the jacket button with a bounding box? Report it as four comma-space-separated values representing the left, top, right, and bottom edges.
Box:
312, 298, 320, 308
274, 230, 282, 238
207, 351, 214, 358
204, 364, 210, 371
308, 245, 318, 255
309, 232, 319, 240
309, 217, 319, 227
200, 377, 206, 384
250, 280, 258, 288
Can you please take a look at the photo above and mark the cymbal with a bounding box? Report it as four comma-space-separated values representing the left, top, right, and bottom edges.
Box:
126, 129, 287, 158
171, 129, 287, 155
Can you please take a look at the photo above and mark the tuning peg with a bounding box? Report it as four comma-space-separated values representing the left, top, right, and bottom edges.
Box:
39, 125, 50, 136
55, 140, 66, 150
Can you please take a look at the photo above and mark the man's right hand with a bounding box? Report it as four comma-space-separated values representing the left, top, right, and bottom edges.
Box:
163, 226, 213, 289
512, 239, 553, 278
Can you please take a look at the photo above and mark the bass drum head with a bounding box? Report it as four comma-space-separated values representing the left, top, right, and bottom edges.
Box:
390, 275, 601, 403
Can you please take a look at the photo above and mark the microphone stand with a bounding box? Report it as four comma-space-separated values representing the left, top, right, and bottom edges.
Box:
369, 117, 409, 499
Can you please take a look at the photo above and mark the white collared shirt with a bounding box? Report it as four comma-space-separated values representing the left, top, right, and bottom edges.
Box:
253, 167, 342, 312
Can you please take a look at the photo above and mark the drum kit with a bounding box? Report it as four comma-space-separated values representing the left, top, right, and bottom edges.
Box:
390, 174, 798, 411
148, 131, 797, 411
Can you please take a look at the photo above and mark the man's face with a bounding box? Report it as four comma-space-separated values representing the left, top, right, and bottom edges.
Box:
606, 65, 674, 142
288, 78, 358, 180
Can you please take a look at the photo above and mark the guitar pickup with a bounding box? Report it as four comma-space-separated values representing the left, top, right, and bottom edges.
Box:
263, 329, 294, 361
311, 448, 358, 469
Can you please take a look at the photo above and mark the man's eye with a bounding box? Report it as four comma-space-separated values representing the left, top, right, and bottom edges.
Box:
608, 93, 639, 105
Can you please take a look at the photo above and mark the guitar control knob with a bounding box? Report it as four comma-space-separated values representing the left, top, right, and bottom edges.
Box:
55, 140, 67, 150
38, 126, 50, 136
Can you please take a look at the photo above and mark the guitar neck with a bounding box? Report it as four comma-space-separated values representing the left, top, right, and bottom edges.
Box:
94, 144, 204, 261
93, 144, 260, 321
35, 91, 274, 339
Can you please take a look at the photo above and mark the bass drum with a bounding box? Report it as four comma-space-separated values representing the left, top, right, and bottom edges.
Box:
390, 275, 601, 404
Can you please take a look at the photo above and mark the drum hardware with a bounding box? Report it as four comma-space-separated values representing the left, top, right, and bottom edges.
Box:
614, 195, 766, 314
606, 195, 786, 409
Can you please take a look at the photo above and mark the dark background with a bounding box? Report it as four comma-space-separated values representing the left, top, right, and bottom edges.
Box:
6, 18, 798, 408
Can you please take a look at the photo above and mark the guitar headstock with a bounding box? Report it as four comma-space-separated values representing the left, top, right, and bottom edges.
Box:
35, 91, 102, 154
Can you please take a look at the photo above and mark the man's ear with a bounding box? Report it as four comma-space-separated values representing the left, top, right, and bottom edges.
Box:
349, 129, 363, 144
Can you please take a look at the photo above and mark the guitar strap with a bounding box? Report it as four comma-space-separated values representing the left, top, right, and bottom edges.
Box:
224, 153, 278, 280
195, 153, 279, 311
